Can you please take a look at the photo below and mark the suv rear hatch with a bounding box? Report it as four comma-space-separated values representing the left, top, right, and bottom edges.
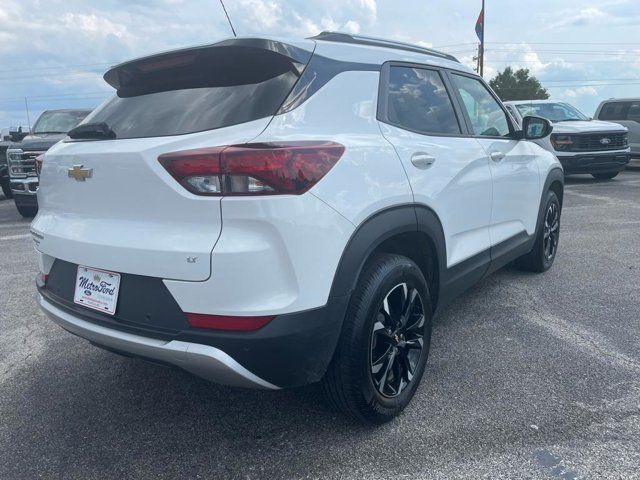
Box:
32, 38, 314, 281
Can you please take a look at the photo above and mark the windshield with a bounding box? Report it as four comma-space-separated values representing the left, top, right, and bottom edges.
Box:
515, 102, 589, 122
33, 110, 90, 134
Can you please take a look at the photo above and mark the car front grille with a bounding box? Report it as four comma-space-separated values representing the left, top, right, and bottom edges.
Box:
572, 132, 628, 152
8, 150, 45, 177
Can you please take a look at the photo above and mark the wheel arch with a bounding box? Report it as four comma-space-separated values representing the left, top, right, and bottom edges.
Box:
329, 204, 446, 313
537, 167, 565, 234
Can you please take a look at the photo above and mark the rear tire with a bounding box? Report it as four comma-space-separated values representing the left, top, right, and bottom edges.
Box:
2, 184, 13, 199
322, 253, 432, 424
516, 190, 560, 273
592, 172, 619, 180
15, 201, 37, 218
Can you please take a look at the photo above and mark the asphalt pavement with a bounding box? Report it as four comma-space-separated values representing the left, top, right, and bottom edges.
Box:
1, 171, 639, 479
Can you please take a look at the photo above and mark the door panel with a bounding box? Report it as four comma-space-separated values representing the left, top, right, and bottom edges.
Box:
478, 138, 540, 243
380, 123, 493, 267
448, 72, 540, 247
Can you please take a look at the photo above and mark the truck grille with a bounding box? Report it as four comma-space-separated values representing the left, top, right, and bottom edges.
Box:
572, 132, 628, 152
8, 150, 44, 178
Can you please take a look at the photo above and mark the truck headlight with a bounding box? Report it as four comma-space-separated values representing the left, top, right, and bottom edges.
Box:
550, 135, 574, 151
6, 149, 23, 166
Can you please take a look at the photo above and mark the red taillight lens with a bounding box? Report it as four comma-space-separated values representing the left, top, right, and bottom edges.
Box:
159, 142, 344, 196
186, 313, 275, 331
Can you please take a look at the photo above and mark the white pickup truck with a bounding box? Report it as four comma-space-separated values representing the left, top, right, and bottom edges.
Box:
505, 100, 630, 179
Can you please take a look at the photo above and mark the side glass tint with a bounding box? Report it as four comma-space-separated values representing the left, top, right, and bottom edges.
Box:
627, 103, 640, 122
451, 74, 510, 137
386, 66, 461, 135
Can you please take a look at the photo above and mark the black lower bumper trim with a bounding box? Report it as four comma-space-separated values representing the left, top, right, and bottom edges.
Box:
559, 152, 630, 174
41, 259, 349, 388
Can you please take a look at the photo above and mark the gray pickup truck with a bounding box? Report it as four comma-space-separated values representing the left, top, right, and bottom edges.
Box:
6, 109, 91, 217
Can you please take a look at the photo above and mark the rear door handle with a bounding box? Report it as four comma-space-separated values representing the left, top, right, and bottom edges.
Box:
411, 152, 436, 169
490, 151, 506, 162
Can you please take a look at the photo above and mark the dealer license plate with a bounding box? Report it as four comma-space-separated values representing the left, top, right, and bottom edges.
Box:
73, 266, 121, 315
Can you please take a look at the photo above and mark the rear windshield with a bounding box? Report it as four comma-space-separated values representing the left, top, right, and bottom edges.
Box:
82, 43, 311, 139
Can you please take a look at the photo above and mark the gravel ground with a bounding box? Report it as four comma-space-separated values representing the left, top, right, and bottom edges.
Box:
1, 171, 639, 479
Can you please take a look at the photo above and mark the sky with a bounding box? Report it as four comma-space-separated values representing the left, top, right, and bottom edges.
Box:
0, 0, 639, 128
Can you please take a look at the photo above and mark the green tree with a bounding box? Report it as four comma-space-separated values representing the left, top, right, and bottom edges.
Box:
489, 67, 550, 101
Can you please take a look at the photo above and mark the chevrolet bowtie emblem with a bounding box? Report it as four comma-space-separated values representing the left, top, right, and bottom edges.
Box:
68, 165, 93, 181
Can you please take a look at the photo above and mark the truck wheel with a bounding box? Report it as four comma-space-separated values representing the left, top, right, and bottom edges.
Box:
2, 184, 13, 199
15, 201, 37, 218
516, 190, 560, 273
592, 172, 619, 180
322, 253, 432, 424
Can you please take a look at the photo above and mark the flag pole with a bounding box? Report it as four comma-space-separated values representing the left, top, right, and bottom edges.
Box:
480, 0, 485, 77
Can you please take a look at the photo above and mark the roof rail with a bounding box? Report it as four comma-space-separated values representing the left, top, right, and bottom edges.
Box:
309, 31, 459, 63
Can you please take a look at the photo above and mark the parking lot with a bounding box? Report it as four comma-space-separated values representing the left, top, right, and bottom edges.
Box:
1, 171, 639, 479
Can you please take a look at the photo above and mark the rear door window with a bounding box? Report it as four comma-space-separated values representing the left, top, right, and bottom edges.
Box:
598, 102, 631, 121
382, 66, 461, 135
627, 102, 640, 122
82, 42, 311, 139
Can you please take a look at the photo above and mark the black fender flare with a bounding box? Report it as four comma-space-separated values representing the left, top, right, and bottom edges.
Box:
328, 204, 447, 302
535, 167, 564, 237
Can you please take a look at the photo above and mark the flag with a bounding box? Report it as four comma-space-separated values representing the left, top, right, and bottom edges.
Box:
475, 8, 484, 42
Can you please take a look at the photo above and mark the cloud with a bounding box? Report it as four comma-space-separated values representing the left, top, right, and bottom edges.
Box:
551, 3, 640, 28
229, 0, 378, 36
563, 86, 598, 98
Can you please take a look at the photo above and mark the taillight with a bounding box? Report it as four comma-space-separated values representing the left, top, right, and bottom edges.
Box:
186, 313, 275, 331
159, 142, 345, 196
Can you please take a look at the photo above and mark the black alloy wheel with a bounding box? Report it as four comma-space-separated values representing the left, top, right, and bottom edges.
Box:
322, 253, 432, 424
369, 283, 425, 398
543, 201, 559, 262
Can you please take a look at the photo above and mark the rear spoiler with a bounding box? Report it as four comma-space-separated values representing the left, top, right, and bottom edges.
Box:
103, 38, 315, 95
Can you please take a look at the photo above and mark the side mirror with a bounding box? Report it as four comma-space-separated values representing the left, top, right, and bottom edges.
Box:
520, 116, 553, 140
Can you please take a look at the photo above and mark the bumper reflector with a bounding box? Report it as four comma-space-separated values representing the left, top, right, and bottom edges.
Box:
186, 313, 275, 331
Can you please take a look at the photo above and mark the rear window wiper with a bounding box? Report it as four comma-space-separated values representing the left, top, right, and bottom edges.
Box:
68, 122, 116, 140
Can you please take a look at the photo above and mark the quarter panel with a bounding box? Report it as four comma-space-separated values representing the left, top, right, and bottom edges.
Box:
256, 70, 414, 226
164, 194, 355, 316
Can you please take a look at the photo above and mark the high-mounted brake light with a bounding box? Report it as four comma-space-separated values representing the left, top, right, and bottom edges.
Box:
186, 313, 275, 331
158, 142, 345, 196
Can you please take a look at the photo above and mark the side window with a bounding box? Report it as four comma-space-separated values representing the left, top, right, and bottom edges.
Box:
599, 102, 630, 121
627, 102, 640, 122
385, 66, 461, 135
451, 74, 510, 137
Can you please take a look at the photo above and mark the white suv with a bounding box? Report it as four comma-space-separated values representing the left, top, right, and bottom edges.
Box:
33, 33, 563, 423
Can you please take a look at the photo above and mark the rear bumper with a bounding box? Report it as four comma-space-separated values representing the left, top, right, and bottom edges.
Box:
557, 151, 630, 174
38, 278, 348, 389
38, 294, 280, 389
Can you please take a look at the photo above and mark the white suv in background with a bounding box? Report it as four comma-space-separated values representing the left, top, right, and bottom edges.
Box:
33, 33, 563, 423
505, 100, 631, 179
